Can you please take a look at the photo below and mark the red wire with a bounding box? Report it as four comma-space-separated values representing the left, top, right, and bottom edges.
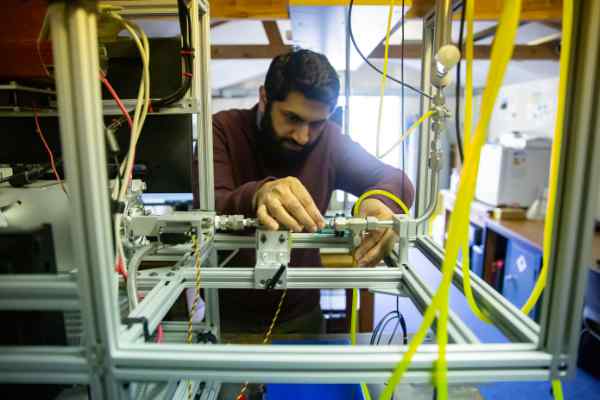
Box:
115, 255, 128, 280
100, 74, 133, 129
34, 112, 66, 194
156, 324, 164, 343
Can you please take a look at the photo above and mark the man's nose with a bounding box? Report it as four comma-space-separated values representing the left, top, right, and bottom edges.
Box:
291, 123, 310, 146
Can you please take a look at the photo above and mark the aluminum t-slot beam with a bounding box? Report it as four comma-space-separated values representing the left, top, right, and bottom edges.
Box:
122, 275, 185, 343
0, 273, 79, 311
135, 267, 405, 292
0, 346, 90, 384
400, 262, 479, 344
111, 343, 551, 384
416, 237, 540, 344
172, 380, 221, 400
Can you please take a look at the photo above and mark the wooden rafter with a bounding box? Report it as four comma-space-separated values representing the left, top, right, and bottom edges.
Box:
211, 44, 293, 59
369, 42, 559, 60
262, 21, 284, 46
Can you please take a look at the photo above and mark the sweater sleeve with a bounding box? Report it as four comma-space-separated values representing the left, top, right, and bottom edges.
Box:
333, 131, 414, 214
211, 115, 275, 217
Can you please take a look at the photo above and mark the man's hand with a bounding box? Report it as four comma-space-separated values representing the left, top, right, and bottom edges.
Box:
254, 177, 326, 232
354, 198, 396, 267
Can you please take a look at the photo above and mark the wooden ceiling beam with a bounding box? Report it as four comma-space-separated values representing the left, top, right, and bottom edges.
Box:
211, 44, 293, 59
369, 42, 559, 60
262, 21, 284, 46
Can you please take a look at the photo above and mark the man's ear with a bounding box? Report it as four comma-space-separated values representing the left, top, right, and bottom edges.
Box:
258, 86, 267, 113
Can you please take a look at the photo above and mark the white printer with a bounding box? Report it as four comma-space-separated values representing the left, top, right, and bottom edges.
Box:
475, 132, 551, 208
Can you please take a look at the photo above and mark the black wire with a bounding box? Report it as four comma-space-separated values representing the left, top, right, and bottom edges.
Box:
348, 0, 433, 100
370, 296, 408, 345
454, 1, 466, 164
387, 319, 400, 345
376, 312, 400, 344
370, 310, 397, 344
110, 0, 193, 128
396, 296, 408, 345
401, 0, 406, 200
150, 0, 193, 108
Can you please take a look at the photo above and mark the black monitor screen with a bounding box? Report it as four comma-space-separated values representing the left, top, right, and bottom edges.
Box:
0, 114, 193, 194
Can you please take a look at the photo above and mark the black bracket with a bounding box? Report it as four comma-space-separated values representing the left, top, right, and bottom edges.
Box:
265, 264, 286, 291
122, 317, 150, 342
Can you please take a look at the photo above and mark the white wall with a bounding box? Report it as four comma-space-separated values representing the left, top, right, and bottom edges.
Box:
211, 97, 257, 114
487, 77, 559, 142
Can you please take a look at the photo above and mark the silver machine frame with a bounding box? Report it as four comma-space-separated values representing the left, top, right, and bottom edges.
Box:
0, 0, 599, 399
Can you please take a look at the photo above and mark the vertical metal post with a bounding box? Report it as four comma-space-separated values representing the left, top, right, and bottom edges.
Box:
190, 0, 221, 334
413, 18, 434, 233
433, 0, 453, 53
540, 0, 600, 379
192, 0, 215, 211
343, 5, 352, 213
48, 1, 121, 398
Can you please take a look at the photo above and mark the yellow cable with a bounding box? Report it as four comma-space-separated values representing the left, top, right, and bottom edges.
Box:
461, 238, 492, 323
379, 110, 435, 160
236, 290, 287, 400
380, 1, 522, 398
350, 288, 373, 400
353, 189, 410, 216
551, 379, 564, 400
464, 0, 474, 156
375, 0, 397, 158
520, 0, 573, 316
457, 0, 493, 326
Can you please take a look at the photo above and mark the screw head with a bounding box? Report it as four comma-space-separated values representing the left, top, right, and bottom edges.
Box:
279, 234, 285, 243
260, 234, 267, 243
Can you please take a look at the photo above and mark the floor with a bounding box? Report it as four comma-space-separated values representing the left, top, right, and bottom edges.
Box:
477, 368, 600, 400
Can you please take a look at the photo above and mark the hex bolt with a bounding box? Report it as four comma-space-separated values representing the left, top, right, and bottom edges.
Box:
558, 362, 568, 371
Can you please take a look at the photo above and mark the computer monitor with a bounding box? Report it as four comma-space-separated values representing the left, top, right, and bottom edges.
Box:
0, 113, 194, 194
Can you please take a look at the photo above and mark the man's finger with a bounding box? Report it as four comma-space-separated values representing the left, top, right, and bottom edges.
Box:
355, 230, 383, 263
290, 181, 325, 229
281, 193, 318, 232
266, 198, 302, 232
257, 204, 279, 230
361, 240, 384, 267
364, 230, 394, 266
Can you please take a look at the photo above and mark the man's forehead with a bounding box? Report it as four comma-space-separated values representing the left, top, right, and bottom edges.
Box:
276, 92, 332, 121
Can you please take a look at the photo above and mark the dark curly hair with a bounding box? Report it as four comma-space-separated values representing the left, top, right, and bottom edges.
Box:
264, 49, 340, 110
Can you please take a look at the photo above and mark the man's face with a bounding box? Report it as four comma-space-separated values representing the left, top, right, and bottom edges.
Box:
267, 91, 332, 150
257, 90, 332, 166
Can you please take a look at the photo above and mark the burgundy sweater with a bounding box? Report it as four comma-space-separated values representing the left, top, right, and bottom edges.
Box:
194, 105, 414, 327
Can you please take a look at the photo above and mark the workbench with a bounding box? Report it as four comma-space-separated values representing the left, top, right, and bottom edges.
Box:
441, 189, 600, 321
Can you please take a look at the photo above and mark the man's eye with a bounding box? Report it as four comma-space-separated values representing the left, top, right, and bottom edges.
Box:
286, 114, 303, 123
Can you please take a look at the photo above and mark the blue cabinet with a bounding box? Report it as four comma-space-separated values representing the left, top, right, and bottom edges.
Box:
471, 244, 485, 278
502, 239, 542, 318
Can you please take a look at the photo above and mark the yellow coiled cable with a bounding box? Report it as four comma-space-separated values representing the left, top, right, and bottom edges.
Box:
351, 189, 410, 400
380, 1, 522, 399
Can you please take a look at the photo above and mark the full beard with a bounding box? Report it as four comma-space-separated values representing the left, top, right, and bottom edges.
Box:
256, 103, 318, 168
